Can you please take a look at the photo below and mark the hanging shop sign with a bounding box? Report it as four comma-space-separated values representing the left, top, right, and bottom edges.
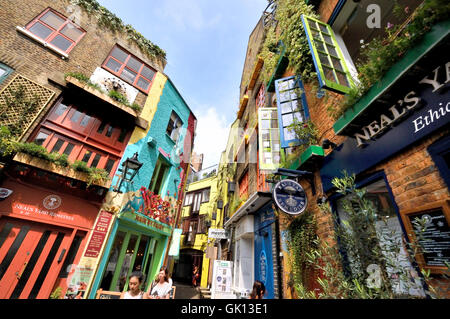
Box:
208, 228, 229, 239
272, 179, 307, 215
0, 188, 13, 199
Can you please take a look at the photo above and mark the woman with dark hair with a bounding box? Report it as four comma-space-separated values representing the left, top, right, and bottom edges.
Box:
148, 266, 171, 299
120, 272, 146, 299
250, 280, 265, 299
192, 265, 199, 287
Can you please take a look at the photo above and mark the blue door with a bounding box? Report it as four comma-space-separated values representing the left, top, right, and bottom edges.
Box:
254, 204, 275, 299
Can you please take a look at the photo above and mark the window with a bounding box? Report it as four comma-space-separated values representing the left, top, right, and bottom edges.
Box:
34, 132, 49, 146
149, 157, 170, 195
0, 63, 13, 84
201, 188, 210, 203
103, 45, 156, 92
24, 8, 86, 54
302, 14, 354, 94
166, 111, 183, 143
184, 193, 193, 206
239, 172, 249, 199
334, 177, 425, 296
258, 108, 281, 171
275, 76, 310, 148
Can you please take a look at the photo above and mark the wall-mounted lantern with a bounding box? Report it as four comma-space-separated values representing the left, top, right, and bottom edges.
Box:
113, 152, 143, 193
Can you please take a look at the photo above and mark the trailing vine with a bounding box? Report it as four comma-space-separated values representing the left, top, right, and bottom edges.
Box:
70, 0, 166, 61
259, 0, 318, 85
286, 211, 318, 296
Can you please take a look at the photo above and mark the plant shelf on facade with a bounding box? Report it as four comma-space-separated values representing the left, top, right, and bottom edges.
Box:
13, 152, 112, 188
236, 94, 249, 119
248, 57, 264, 91
65, 76, 140, 118
288, 145, 325, 171
333, 20, 450, 136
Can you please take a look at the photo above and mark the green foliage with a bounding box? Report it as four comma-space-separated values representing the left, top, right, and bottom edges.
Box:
286, 211, 318, 295
0, 85, 40, 138
71, 160, 91, 173
49, 287, 62, 299
0, 126, 17, 157
330, 0, 450, 119
292, 172, 449, 299
287, 118, 319, 146
64, 72, 103, 91
108, 89, 129, 105
70, 0, 166, 60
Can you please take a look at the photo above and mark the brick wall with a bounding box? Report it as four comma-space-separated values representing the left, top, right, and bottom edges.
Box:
0, 0, 164, 141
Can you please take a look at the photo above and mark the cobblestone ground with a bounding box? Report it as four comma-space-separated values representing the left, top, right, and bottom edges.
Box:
173, 281, 201, 299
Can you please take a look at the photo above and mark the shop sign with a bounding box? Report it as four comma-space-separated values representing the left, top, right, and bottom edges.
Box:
0, 188, 13, 199
260, 251, 267, 284
273, 179, 307, 215
208, 228, 229, 239
321, 60, 450, 192
84, 210, 113, 258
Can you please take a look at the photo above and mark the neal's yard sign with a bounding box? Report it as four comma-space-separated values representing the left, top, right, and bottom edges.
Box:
321, 59, 450, 192
273, 179, 307, 215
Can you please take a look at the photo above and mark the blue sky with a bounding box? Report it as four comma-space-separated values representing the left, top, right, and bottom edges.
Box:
97, 0, 268, 168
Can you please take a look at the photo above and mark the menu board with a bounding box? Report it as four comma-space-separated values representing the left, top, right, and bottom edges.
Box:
84, 210, 113, 258
409, 209, 450, 267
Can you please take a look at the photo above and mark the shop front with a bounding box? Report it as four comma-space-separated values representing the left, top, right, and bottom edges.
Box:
0, 176, 101, 299
88, 190, 173, 298
320, 31, 449, 295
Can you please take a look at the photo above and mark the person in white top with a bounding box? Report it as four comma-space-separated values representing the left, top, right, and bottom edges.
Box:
148, 266, 172, 299
120, 272, 147, 299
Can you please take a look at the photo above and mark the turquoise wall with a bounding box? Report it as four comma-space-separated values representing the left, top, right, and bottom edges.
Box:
112, 79, 192, 199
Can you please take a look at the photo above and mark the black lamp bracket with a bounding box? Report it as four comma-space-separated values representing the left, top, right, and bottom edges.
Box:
273, 168, 316, 196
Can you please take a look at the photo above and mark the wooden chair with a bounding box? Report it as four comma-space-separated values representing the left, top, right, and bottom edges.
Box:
169, 286, 176, 299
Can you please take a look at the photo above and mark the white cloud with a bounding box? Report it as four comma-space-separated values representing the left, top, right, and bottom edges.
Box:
192, 107, 230, 168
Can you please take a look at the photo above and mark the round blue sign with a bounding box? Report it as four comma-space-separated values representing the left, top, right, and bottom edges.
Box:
273, 179, 307, 215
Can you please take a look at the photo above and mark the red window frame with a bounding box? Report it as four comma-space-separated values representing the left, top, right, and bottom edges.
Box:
102, 45, 156, 93
25, 8, 86, 54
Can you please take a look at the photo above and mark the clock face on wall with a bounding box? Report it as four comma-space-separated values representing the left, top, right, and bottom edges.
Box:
272, 179, 307, 215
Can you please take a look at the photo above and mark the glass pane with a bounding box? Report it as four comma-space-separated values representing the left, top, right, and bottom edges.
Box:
318, 53, 330, 67
118, 128, 127, 143
323, 66, 337, 82
49, 34, 73, 52
315, 40, 325, 52
63, 143, 74, 156
279, 91, 291, 103
34, 132, 49, 146
318, 23, 329, 34
100, 231, 126, 290
284, 127, 295, 140
282, 113, 293, 126
105, 125, 114, 137
0, 68, 6, 77
80, 114, 91, 127
126, 56, 142, 72
104, 159, 115, 173
54, 103, 68, 116
336, 71, 350, 87
105, 58, 122, 73
117, 235, 138, 292
308, 20, 317, 30
29, 22, 53, 40
0, 223, 14, 249
82, 150, 92, 163
60, 23, 83, 41
281, 102, 292, 114
58, 235, 83, 278
40, 11, 65, 30
51, 139, 64, 153
323, 34, 333, 45
28, 232, 65, 299
10, 231, 51, 299
0, 225, 30, 280
327, 44, 338, 57
137, 77, 150, 91
91, 154, 101, 168
97, 121, 107, 134
293, 111, 304, 123
111, 47, 128, 63
331, 57, 344, 72
132, 235, 149, 274
120, 67, 137, 83
141, 66, 155, 80
70, 110, 82, 123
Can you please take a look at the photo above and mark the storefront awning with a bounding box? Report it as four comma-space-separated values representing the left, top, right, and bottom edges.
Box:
224, 191, 272, 229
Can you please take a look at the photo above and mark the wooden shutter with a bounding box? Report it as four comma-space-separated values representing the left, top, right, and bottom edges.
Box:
182, 218, 190, 234
301, 14, 354, 94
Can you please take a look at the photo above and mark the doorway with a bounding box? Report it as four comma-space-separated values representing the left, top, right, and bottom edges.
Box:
0, 217, 82, 299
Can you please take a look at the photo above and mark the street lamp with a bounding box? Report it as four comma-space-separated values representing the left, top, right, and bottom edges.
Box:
113, 152, 143, 193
